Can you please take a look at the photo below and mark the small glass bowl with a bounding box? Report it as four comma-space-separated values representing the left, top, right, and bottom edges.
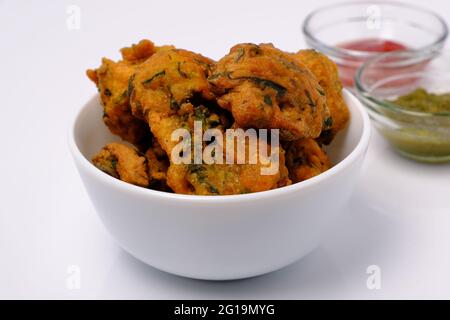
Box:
302, 1, 448, 88
355, 50, 450, 163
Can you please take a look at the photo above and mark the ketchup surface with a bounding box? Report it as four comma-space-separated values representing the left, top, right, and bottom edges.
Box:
338, 38, 408, 53
335, 38, 408, 87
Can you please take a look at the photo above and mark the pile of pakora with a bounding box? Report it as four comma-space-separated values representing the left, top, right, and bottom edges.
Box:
87, 39, 349, 195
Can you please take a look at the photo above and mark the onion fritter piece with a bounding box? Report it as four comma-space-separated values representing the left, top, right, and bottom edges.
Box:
166, 142, 291, 195
285, 138, 331, 183
129, 48, 214, 118
145, 140, 171, 192
144, 101, 290, 195
120, 39, 156, 62
293, 49, 349, 144
129, 47, 291, 195
209, 43, 330, 141
92, 142, 149, 187
86, 40, 156, 149
128, 48, 216, 152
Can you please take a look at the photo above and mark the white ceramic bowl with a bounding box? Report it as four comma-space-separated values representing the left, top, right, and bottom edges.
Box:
69, 89, 370, 280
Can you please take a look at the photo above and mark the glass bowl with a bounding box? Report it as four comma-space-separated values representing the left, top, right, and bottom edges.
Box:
355, 50, 450, 163
302, 1, 448, 88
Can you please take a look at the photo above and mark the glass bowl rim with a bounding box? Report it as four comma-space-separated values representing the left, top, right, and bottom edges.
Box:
355, 50, 450, 118
302, 0, 449, 60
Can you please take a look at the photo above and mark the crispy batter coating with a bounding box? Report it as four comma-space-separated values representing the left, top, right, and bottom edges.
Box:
87, 41, 340, 194
120, 39, 156, 62
86, 40, 156, 149
92, 142, 149, 187
156, 101, 291, 195
209, 43, 330, 141
128, 48, 290, 195
145, 139, 171, 192
285, 138, 331, 183
164, 123, 292, 195
167, 141, 291, 195
293, 49, 349, 144
129, 49, 214, 115
128, 48, 216, 149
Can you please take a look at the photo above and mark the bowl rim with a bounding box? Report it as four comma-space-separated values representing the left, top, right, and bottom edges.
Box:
302, 0, 449, 60
355, 50, 450, 118
68, 89, 371, 203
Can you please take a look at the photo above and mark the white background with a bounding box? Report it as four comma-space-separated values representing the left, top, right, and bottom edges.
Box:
0, 0, 449, 299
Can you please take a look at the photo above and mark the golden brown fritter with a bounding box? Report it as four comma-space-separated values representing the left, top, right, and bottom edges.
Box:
120, 39, 156, 62
129, 48, 214, 113
208, 43, 330, 141
144, 139, 171, 192
163, 121, 292, 195
293, 49, 349, 144
92, 142, 149, 187
159, 102, 291, 195
285, 138, 331, 183
128, 48, 215, 150
128, 48, 291, 195
86, 40, 156, 149
87, 40, 341, 194
166, 140, 291, 195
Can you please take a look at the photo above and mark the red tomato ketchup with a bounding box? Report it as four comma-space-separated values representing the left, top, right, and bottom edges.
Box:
339, 38, 408, 52
335, 38, 408, 87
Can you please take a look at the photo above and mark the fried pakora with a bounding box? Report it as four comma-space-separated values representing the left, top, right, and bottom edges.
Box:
145, 139, 171, 191
127, 48, 290, 195
285, 138, 331, 183
128, 48, 216, 149
87, 40, 350, 195
167, 138, 291, 195
208, 43, 331, 141
92, 142, 149, 187
87, 40, 159, 149
293, 49, 349, 144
